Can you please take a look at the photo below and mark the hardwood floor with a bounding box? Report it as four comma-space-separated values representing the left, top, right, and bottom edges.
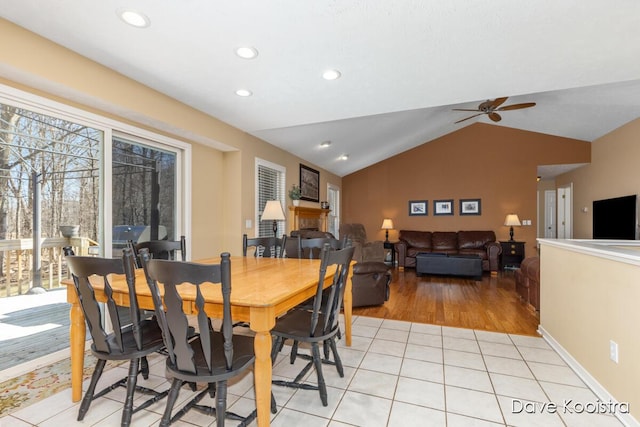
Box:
353, 267, 540, 336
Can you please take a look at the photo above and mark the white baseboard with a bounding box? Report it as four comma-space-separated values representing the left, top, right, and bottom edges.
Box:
538, 326, 640, 427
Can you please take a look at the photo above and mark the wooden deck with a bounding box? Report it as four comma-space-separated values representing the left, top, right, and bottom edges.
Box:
0, 289, 76, 371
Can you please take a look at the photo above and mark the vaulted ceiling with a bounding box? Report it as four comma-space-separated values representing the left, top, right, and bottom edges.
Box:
2, 1, 640, 177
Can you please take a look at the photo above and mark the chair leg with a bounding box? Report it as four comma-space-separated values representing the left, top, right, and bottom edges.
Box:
121, 358, 139, 427
311, 343, 328, 407
328, 337, 344, 377
77, 358, 106, 421
215, 381, 228, 427
140, 356, 149, 379
160, 378, 183, 427
290, 340, 299, 364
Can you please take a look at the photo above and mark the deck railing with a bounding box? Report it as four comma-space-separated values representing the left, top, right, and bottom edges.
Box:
0, 237, 98, 297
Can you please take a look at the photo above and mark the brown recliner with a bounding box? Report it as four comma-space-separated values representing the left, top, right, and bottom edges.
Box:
515, 256, 540, 311
340, 223, 391, 307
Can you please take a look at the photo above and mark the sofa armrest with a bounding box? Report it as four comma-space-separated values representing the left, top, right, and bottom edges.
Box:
485, 241, 502, 272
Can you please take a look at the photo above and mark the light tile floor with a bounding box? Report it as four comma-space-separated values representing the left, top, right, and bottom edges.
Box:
1, 316, 628, 426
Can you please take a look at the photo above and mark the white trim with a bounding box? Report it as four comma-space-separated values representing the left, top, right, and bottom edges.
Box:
538, 238, 640, 267
539, 326, 640, 427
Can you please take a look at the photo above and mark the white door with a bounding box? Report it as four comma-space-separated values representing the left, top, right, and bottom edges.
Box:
327, 184, 340, 237
544, 190, 557, 238
557, 184, 573, 239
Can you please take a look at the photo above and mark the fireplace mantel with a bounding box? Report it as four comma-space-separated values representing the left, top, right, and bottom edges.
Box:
288, 206, 330, 234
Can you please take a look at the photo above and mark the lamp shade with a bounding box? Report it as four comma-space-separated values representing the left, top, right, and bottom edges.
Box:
504, 214, 521, 227
381, 218, 394, 230
261, 200, 285, 221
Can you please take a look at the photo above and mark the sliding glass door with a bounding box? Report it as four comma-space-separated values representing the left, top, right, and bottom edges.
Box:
111, 135, 178, 254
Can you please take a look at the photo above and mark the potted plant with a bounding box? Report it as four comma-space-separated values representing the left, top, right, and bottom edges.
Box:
288, 184, 301, 206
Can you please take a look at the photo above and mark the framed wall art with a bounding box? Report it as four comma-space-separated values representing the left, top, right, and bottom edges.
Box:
408, 200, 428, 216
460, 199, 481, 215
434, 199, 454, 216
299, 164, 319, 202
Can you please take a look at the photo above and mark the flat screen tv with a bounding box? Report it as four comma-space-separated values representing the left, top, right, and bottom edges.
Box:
592, 194, 637, 240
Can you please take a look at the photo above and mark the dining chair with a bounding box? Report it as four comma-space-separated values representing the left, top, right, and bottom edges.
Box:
64, 248, 168, 427
129, 235, 186, 267
287, 236, 343, 259
140, 251, 276, 427
242, 234, 287, 258
271, 243, 355, 406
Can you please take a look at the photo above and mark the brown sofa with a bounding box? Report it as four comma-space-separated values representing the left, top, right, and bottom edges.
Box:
396, 230, 502, 273
515, 256, 540, 311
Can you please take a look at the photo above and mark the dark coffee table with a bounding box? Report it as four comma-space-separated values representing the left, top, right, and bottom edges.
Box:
415, 252, 482, 280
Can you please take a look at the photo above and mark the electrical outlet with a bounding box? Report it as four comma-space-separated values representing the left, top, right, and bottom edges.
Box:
610, 340, 619, 363
245, 219, 252, 229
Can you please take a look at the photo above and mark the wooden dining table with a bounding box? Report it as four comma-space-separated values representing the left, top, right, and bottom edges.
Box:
64, 255, 353, 427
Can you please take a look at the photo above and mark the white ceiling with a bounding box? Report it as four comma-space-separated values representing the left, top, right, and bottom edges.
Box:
2, 1, 640, 177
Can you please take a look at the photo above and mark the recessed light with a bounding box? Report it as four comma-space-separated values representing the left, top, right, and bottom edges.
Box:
235, 89, 253, 97
338, 154, 349, 161
117, 9, 150, 28
320, 141, 332, 148
322, 69, 341, 80
236, 47, 259, 59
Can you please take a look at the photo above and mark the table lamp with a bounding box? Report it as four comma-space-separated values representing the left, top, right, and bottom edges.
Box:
262, 200, 285, 236
504, 214, 521, 241
381, 218, 394, 242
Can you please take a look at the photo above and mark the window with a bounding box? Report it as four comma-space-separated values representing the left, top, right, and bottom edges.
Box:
0, 83, 190, 259
255, 158, 285, 237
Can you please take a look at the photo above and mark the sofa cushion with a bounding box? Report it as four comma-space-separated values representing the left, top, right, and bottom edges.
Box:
399, 230, 432, 250
458, 230, 497, 249
432, 232, 457, 252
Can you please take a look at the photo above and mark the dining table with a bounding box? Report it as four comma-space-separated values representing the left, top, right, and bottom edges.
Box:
64, 255, 353, 427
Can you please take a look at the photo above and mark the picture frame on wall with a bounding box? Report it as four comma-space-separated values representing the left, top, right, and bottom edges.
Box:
460, 198, 481, 215
299, 164, 320, 202
434, 199, 454, 216
408, 200, 428, 216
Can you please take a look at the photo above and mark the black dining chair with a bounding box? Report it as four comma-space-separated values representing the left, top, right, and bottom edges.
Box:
271, 243, 355, 406
140, 251, 276, 427
287, 236, 343, 259
64, 248, 168, 427
129, 235, 186, 267
242, 234, 287, 258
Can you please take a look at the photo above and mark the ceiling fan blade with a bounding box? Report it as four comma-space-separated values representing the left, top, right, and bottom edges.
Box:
452, 108, 482, 112
497, 102, 536, 111
454, 112, 485, 124
489, 97, 509, 109
488, 112, 502, 122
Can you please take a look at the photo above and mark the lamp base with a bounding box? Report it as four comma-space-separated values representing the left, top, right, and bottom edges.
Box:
509, 226, 515, 241
272, 220, 278, 237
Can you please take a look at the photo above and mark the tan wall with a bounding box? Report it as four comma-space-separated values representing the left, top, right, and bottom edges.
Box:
540, 243, 640, 419
0, 18, 341, 259
557, 117, 640, 239
343, 123, 590, 258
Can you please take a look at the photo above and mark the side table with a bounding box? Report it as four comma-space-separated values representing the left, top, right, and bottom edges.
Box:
384, 241, 396, 267
500, 241, 525, 270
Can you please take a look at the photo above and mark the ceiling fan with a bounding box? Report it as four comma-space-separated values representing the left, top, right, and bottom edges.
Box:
453, 97, 536, 124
